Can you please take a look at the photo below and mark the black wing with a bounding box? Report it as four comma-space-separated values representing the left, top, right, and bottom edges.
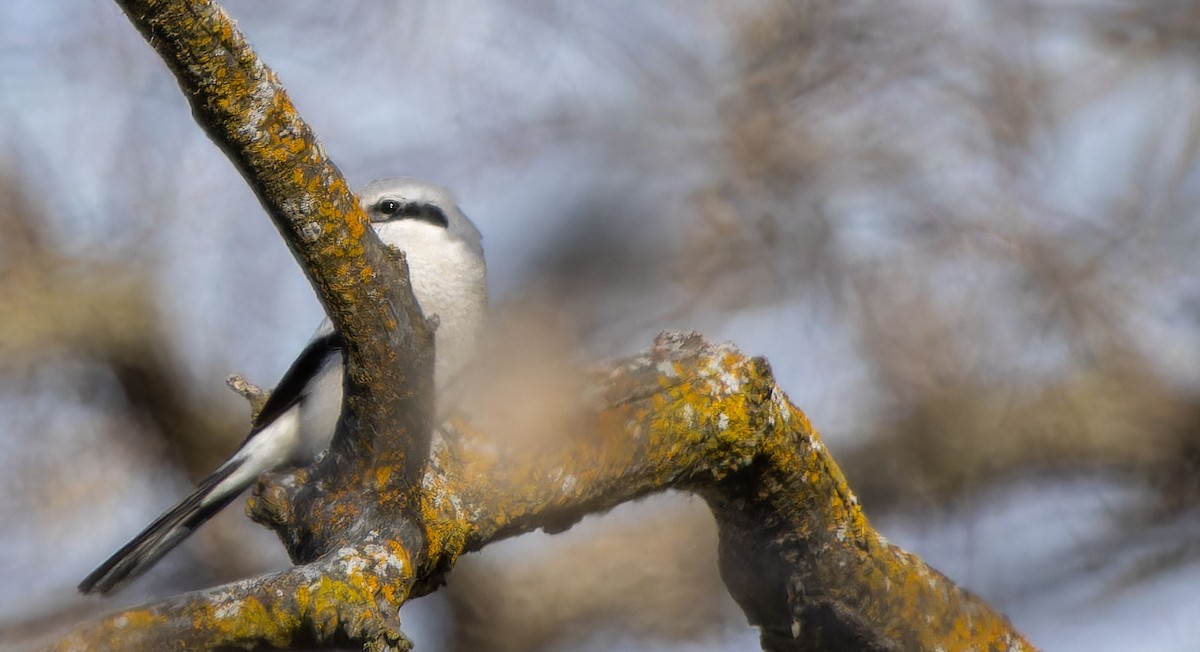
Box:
252, 331, 345, 429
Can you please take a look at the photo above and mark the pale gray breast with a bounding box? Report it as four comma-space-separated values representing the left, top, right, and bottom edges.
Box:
381, 220, 488, 390
356, 176, 489, 405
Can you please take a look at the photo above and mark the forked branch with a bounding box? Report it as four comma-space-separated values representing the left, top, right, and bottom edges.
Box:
55, 1, 1036, 650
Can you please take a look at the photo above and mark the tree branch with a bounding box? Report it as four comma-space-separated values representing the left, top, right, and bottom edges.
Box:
55, 539, 414, 651
57, 0, 436, 646
57, 333, 1034, 650
415, 332, 1033, 651
55, 1, 1036, 650
114, 0, 437, 477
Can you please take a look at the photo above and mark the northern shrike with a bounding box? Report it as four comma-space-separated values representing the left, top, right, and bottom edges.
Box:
79, 178, 487, 595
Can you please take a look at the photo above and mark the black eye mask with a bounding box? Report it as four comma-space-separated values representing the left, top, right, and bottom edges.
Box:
373, 199, 449, 228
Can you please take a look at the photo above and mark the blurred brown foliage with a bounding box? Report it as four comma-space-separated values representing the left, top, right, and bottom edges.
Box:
680, 0, 1200, 513
0, 168, 266, 649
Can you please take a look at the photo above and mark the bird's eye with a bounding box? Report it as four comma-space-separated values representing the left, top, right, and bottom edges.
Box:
370, 197, 449, 227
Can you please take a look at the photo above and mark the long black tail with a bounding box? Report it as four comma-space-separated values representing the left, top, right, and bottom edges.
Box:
78, 459, 245, 595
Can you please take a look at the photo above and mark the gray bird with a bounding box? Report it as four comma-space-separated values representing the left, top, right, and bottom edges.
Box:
79, 178, 488, 595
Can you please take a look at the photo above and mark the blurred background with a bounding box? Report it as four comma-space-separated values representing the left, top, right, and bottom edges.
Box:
2, 1, 1199, 650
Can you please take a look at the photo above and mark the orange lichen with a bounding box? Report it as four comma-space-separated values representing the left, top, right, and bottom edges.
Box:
374, 465, 393, 488
200, 595, 296, 648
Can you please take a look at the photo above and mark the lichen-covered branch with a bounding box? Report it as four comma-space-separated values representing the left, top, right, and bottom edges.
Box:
113, 0, 437, 473
53, 538, 415, 651
55, 330, 1035, 650
52, 0, 436, 648
413, 332, 1035, 651
56, 1, 1037, 650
